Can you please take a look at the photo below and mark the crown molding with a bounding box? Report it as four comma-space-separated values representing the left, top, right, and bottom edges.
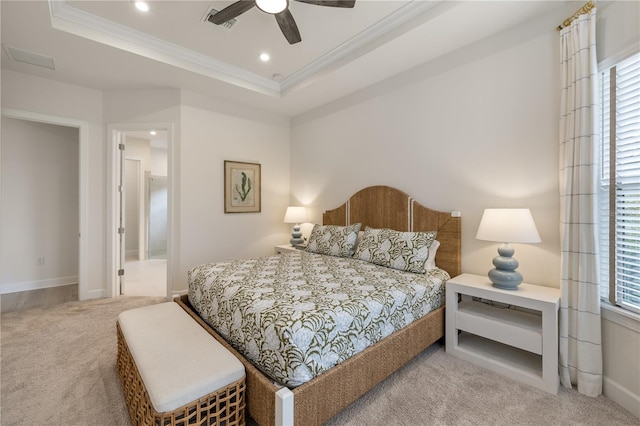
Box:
48, 0, 440, 98
48, 0, 281, 97
280, 0, 442, 93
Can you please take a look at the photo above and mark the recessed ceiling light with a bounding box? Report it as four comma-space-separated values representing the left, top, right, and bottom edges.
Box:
134, 1, 149, 12
259, 53, 270, 62
150, 130, 157, 136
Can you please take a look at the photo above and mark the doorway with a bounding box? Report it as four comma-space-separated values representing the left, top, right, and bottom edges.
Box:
1, 108, 89, 302
109, 126, 171, 298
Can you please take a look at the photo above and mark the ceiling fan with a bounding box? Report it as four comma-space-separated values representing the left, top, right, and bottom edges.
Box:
208, 0, 356, 45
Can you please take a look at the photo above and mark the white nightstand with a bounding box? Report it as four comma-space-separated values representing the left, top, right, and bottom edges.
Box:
274, 244, 303, 255
446, 273, 560, 394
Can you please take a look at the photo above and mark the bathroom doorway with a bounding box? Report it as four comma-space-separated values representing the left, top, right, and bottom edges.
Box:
119, 129, 168, 297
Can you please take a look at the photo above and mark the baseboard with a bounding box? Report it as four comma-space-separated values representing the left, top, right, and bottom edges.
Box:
603, 376, 640, 419
125, 249, 139, 257
0, 276, 78, 295
171, 289, 187, 299
85, 288, 107, 300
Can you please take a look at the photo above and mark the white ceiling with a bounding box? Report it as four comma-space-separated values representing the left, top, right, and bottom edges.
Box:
1, 1, 569, 117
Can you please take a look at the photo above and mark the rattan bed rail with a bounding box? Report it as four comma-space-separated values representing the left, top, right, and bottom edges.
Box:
176, 296, 444, 426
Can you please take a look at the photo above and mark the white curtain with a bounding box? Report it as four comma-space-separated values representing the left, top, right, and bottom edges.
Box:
558, 8, 602, 397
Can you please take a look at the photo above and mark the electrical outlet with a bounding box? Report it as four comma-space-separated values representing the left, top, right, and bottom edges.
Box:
37, 257, 45, 266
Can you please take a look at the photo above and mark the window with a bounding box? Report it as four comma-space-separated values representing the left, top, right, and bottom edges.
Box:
599, 52, 640, 314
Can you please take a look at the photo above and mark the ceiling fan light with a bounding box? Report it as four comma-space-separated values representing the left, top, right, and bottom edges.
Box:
134, 1, 149, 12
256, 0, 287, 14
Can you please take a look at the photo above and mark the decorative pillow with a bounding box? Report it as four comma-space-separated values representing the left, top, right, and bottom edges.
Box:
353, 230, 364, 252
425, 240, 440, 271
354, 227, 437, 273
306, 223, 361, 257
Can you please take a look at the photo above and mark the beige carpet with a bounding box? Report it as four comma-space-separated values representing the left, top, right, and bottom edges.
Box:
1, 296, 165, 426
1, 296, 638, 426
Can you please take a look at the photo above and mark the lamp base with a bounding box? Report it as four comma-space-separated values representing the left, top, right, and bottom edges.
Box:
488, 243, 523, 290
488, 268, 523, 290
290, 224, 304, 246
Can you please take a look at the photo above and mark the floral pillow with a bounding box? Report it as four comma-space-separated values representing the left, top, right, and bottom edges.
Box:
354, 227, 437, 273
306, 223, 362, 257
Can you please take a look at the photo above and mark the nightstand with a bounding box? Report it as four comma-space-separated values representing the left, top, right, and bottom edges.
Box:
446, 273, 560, 394
274, 244, 303, 255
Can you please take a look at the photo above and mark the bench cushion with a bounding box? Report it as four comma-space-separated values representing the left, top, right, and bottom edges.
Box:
117, 302, 244, 413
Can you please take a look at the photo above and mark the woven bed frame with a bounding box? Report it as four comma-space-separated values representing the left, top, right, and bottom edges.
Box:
176, 185, 461, 426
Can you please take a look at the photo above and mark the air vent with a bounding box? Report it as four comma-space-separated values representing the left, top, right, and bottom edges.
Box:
3, 45, 55, 70
203, 8, 237, 29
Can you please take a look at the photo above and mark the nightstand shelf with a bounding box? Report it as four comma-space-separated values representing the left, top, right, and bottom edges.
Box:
456, 333, 542, 379
456, 300, 542, 354
446, 273, 560, 394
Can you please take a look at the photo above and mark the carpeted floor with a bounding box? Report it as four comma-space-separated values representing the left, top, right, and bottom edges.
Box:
1, 296, 638, 426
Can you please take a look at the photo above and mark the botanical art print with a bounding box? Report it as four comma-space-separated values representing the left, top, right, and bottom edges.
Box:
224, 160, 261, 213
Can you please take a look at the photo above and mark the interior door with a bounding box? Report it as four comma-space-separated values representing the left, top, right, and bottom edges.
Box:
117, 134, 126, 295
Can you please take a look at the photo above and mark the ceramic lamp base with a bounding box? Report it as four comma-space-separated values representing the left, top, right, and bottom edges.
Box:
290, 224, 304, 246
488, 243, 523, 290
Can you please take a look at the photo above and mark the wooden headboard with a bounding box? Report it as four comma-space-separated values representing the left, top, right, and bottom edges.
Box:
322, 185, 461, 277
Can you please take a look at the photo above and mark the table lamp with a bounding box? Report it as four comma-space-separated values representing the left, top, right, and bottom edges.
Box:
284, 206, 308, 246
475, 208, 541, 290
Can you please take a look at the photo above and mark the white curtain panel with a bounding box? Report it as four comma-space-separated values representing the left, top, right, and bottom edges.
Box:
558, 9, 602, 397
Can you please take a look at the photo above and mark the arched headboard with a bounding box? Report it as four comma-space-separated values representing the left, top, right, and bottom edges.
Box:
323, 185, 461, 277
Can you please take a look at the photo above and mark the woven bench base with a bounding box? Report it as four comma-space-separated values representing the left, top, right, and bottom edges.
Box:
116, 322, 246, 426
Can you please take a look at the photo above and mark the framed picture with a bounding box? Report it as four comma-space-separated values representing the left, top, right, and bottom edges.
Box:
224, 160, 261, 213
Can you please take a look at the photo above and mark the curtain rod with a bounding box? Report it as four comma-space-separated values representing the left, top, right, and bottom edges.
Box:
557, 1, 595, 30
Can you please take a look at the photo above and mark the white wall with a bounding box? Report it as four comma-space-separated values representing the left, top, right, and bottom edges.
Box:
125, 136, 151, 166
176, 90, 291, 293
151, 147, 167, 176
124, 159, 141, 256
124, 136, 150, 256
1, 70, 105, 298
103, 89, 291, 294
292, 6, 562, 287
0, 118, 78, 293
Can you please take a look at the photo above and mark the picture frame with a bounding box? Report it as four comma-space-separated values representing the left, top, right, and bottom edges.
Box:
224, 160, 261, 213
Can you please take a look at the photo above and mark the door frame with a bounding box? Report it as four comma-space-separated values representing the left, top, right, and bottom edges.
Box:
107, 122, 174, 298
1, 108, 90, 300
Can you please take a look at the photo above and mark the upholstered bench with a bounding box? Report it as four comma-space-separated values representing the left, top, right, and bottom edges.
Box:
116, 302, 246, 426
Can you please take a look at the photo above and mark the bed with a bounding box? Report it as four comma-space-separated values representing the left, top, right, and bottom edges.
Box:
176, 185, 461, 426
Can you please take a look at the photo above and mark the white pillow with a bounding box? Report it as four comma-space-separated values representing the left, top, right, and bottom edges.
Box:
425, 240, 440, 270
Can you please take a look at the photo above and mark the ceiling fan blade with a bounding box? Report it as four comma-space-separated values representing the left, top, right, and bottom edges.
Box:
208, 0, 256, 25
294, 0, 355, 8
275, 9, 302, 44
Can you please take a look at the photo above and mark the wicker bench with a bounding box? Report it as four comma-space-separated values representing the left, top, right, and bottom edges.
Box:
116, 302, 246, 426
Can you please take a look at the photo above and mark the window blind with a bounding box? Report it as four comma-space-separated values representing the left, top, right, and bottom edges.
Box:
600, 52, 640, 314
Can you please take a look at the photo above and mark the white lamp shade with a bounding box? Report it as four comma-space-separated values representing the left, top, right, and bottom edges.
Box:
283, 206, 308, 224
475, 208, 541, 244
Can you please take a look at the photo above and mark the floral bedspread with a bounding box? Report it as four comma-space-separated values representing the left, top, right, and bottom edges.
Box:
188, 251, 448, 387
